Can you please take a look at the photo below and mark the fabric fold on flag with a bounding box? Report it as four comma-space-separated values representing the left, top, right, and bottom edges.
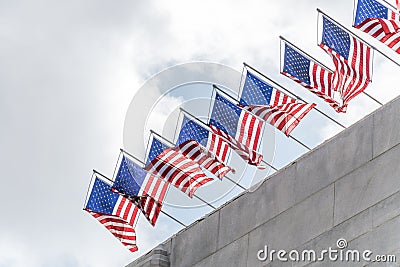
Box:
209, 92, 265, 168
177, 115, 232, 163
240, 70, 316, 134
145, 136, 213, 198
176, 139, 235, 179
85, 176, 139, 252
244, 103, 315, 136
112, 155, 169, 226
354, 0, 400, 53
319, 15, 373, 112
281, 42, 341, 112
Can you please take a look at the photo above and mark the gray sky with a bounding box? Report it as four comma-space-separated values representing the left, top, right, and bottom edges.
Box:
1, 0, 400, 266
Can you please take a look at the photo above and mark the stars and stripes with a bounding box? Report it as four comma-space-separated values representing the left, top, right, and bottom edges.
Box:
209, 92, 264, 167
320, 15, 372, 112
354, 0, 400, 53
176, 139, 234, 179
85, 175, 139, 252
145, 135, 213, 198
281, 42, 341, 112
112, 155, 169, 226
177, 115, 231, 163
240, 71, 296, 107
240, 70, 316, 135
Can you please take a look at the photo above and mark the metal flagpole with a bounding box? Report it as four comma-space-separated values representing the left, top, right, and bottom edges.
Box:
237, 65, 246, 100
213, 84, 312, 151
150, 130, 248, 191
124, 143, 217, 210
92, 169, 188, 228
244, 60, 348, 128
83, 172, 96, 210
317, 8, 400, 68
380, 0, 397, 11
180, 108, 279, 171
160, 210, 187, 227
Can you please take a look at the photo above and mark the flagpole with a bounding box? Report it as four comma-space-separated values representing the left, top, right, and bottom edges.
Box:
237, 65, 245, 100
244, 61, 348, 129
111, 150, 122, 182
92, 169, 188, 228
93, 169, 113, 183
317, 8, 400, 68
380, 0, 397, 11
160, 210, 187, 227
180, 108, 279, 171
83, 172, 96, 210
150, 130, 248, 191
213, 84, 312, 151
280, 37, 383, 107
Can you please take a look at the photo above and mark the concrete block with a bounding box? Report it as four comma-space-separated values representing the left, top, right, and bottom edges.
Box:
209, 234, 249, 267
169, 211, 219, 267
294, 114, 373, 205
247, 185, 334, 267
127, 245, 170, 267
371, 190, 400, 228
348, 215, 400, 264
292, 208, 372, 267
366, 248, 399, 267
373, 96, 400, 157
193, 255, 214, 267
218, 165, 296, 250
334, 144, 400, 225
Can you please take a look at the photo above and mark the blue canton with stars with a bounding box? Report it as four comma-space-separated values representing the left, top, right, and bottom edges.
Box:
283, 44, 311, 86
239, 72, 275, 106
210, 93, 241, 137
113, 156, 147, 197
86, 177, 119, 214
146, 136, 170, 165
355, 0, 388, 26
177, 116, 209, 147
321, 17, 351, 59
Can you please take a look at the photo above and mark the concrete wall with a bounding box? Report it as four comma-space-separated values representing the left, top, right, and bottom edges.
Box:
128, 96, 400, 267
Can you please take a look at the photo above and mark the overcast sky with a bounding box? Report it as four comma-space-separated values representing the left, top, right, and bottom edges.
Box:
1, 0, 400, 266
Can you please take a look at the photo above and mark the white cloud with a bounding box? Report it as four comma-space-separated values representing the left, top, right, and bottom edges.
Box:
1, 0, 400, 266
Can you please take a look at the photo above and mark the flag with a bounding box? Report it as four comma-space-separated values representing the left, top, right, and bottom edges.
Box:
145, 135, 213, 198
175, 115, 235, 178
177, 115, 231, 163
281, 41, 341, 112
176, 139, 234, 179
112, 155, 169, 226
319, 14, 373, 112
84, 175, 140, 252
209, 92, 264, 167
354, 0, 400, 53
240, 69, 316, 135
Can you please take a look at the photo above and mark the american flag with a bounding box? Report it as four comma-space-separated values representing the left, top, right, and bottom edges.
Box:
145, 135, 213, 198
112, 155, 169, 226
177, 115, 231, 164
85, 175, 139, 252
240, 70, 316, 135
209, 92, 264, 167
281, 42, 341, 112
354, 0, 400, 53
176, 139, 234, 179
320, 15, 372, 112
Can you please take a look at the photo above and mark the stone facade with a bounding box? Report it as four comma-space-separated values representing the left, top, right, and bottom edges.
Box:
128, 96, 400, 267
